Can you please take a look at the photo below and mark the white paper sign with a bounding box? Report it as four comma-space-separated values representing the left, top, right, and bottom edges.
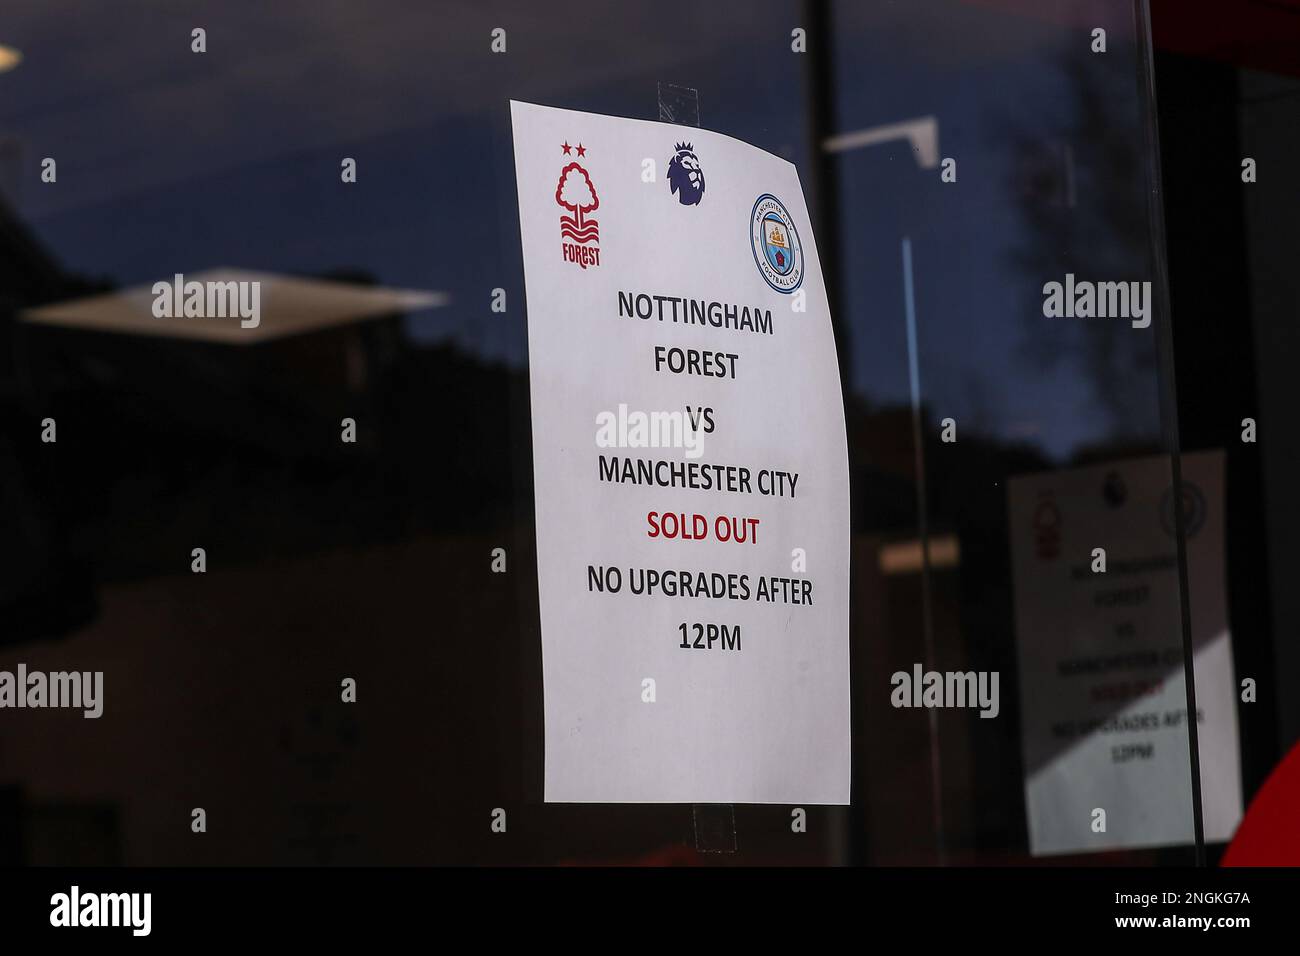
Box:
1008, 450, 1241, 854
510, 101, 850, 804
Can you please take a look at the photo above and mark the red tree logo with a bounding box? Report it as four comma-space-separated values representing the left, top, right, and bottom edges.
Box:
556, 162, 599, 244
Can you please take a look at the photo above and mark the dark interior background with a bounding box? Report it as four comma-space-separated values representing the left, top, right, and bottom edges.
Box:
0, 0, 1293, 865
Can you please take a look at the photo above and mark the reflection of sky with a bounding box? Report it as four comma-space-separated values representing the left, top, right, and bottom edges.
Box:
1, 0, 1160, 461
1, 0, 816, 369
830, 0, 1159, 461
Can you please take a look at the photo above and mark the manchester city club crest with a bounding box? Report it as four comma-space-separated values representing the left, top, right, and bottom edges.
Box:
1160, 479, 1207, 538
749, 194, 803, 293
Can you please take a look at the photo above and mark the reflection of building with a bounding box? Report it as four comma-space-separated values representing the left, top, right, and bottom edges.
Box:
0, 196, 103, 648
1, 0, 1299, 867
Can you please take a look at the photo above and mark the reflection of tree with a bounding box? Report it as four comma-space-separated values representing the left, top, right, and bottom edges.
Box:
1006, 49, 1158, 443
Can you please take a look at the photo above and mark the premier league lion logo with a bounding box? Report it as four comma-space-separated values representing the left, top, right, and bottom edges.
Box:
667, 142, 705, 206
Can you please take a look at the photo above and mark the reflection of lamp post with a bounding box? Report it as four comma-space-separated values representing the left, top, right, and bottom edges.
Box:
823, 116, 941, 169
807, 37, 946, 863
0, 45, 22, 74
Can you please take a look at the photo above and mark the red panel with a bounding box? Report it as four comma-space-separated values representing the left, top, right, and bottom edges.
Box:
1222, 741, 1300, 866
1151, 0, 1300, 76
